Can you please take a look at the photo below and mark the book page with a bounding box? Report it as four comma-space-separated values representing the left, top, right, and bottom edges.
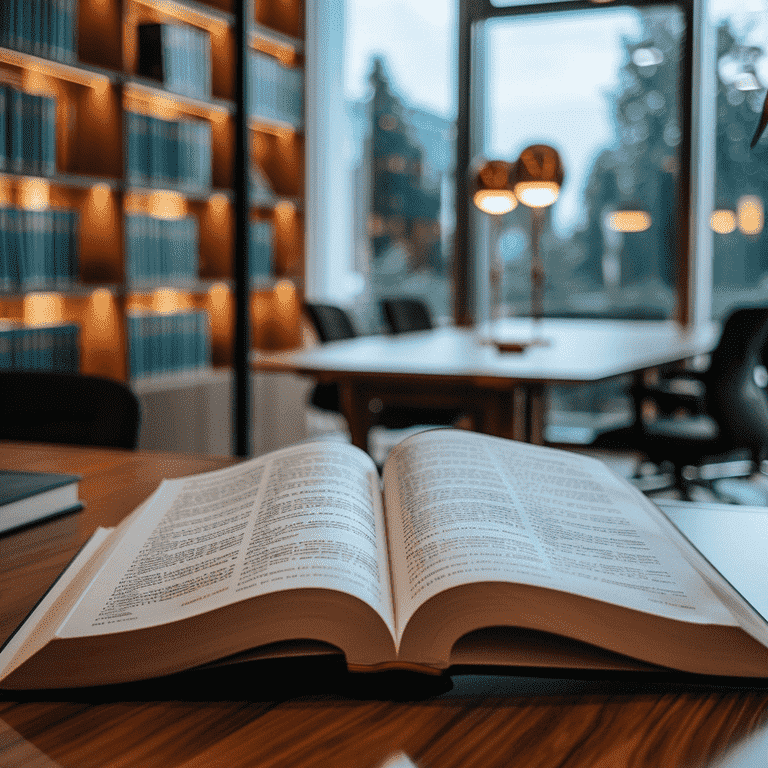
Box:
383, 430, 737, 639
58, 441, 394, 639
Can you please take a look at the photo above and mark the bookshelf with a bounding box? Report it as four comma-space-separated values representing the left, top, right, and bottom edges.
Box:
0, 0, 306, 392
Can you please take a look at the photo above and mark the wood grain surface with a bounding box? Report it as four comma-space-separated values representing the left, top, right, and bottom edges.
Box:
2, 441, 768, 768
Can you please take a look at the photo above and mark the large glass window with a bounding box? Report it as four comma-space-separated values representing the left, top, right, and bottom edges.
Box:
709, 0, 768, 319
341, 0, 457, 331
476, 5, 686, 322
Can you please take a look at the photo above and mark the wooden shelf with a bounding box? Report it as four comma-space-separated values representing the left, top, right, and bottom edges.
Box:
0, 0, 306, 381
250, 23, 303, 56
123, 77, 234, 119
131, 0, 235, 29
0, 47, 117, 86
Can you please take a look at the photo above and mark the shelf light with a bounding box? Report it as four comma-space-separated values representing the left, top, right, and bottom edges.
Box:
23, 293, 64, 326
19, 178, 50, 210
152, 287, 190, 314
149, 191, 186, 220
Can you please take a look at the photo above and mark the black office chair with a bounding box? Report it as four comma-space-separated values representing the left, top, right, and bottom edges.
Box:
303, 302, 466, 431
595, 307, 768, 500
0, 371, 141, 449
381, 297, 434, 334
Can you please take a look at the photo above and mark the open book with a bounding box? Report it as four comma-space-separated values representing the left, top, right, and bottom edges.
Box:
3, 429, 768, 689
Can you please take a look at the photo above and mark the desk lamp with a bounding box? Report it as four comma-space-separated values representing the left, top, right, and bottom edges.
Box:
513, 144, 564, 340
470, 158, 518, 332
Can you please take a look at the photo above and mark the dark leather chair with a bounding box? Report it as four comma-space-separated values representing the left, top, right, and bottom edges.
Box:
0, 371, 141, 449
303, 302, 465, 430
381, 297, 434, 334
595, 307, 768, 499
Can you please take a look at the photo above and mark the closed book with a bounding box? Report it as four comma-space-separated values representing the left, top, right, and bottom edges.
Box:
0, 469, 82, 535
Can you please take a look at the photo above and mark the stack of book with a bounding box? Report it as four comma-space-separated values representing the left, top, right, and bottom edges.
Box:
125, 112, 212, 190
0, 207, 79, 289
137, 23, 212, 100
249, 219, 273, 282
249, 50, 303, 128
0, 86, 56, 176
0, 0, 78, 64
125, 214, 198, 286
0, 321, 79, 372
127, 309, 211, 379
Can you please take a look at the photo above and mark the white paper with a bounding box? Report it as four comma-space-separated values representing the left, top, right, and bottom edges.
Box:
58, 442, 394, 638
383, 430, 738, 637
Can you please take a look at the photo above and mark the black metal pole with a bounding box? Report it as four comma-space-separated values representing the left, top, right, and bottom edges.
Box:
233, 0, 251, 456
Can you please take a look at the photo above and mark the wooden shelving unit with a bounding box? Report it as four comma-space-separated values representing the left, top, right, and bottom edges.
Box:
0, 0, 306, 385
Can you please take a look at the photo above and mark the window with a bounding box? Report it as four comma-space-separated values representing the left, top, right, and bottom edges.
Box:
709, 0, 768, 319
470, 4, 689, 322
306, 0, 457, 333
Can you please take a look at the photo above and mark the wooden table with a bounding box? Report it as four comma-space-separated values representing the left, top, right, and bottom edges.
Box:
2, 442, 768, 768
254, 319, 720, 451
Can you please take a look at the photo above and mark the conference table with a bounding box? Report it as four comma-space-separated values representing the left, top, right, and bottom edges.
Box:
253, 318, 720, 452
2, 442, 768, 768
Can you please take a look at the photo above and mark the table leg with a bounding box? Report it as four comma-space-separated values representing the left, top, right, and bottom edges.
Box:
524, 384, 547, 445
338, 381, 371, 454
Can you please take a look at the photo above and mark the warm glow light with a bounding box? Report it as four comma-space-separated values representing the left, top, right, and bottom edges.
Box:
607, 209, 652, 232
88, 288, 118, 347
149, 191, 186, 220
23, 293, 63, 326
23, 70, 51, 95
514, 181, 559, 208
208, 193, 229, 216
473, 189, 518, 215
738, 195, 764, 235
152, 288, 189, 314
91, 183, 111, 214
19, 179, 50, 210
710, 209, 737, 234
274, 279, 296, 307
0, 177, 11, 207
274, 200, 296, 221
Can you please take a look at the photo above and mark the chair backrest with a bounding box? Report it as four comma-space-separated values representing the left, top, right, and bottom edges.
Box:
0, 371, 141, 449
706, 307, 768, 462
304, 303, 357, 343
381, 298, 434, 334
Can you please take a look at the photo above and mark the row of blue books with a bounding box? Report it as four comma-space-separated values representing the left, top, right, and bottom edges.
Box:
137, 23, 211, 101
0, 86, 56, 176
126, 111, 212, 190
125, 214, 198, 285
0, 0, 78, 64
250, 219, 273, 282
0, 207, 78, 290
127, 309, 211, 379
0, 321, 79, 372
249, 50, 303, 128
